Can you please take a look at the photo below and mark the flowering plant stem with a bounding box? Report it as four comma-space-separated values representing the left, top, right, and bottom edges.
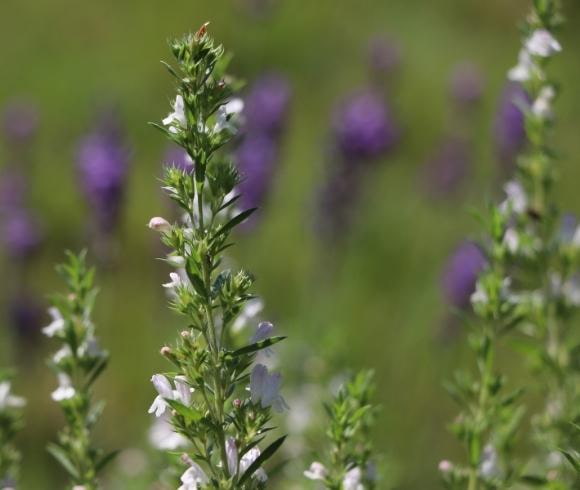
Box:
148, 23, 287, 490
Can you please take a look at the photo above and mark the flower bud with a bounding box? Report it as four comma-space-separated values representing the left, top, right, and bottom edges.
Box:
148, 217, 171, 233
438, 460, 453, 473
160, 346, 172, 357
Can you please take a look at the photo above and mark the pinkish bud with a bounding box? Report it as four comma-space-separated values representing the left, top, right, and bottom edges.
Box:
438, 460, 453, 473
148, 217, 171, 232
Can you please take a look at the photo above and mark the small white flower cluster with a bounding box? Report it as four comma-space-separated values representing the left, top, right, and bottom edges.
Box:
304, 462, 366, 490
0, 382, 25, 411
509, 29, 561, 120
163, 95, 244, 136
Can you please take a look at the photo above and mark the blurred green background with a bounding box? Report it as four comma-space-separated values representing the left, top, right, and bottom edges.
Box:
2, 0, 580, 488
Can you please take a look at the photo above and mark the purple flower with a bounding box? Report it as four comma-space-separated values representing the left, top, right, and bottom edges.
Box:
1, 210, 42, 260
441, 241, 487, 310
421, 137, 471, 200
333, 91, 398, 162
77, 107, 130, 234
450, 63, 484, 107
8, 292, 44, 342
367, 35, 401, 78
243, 74, 291, 137
0, 170, 27, 211
163, 145, 194, 172
1, 99, 39, 144
494, 82, 529, 171
235, 133, 278, 211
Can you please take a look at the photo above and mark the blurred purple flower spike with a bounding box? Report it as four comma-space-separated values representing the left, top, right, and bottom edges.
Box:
422, 137, 471, 200
441, 241, 487, 310
333, 90, 398, 162
494, 82, 529, 172
8, 292, 44, 344
77, 106, 130, 235
449, 62, 485, 108
163, 145, 194, 172
367, 35, 402, 78
1, 99, 39, 145
243, 74, 292, 136
1, 209, 42, 260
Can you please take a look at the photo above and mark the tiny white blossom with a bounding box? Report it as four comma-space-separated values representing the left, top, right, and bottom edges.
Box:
240, 447, 267, 482
250, 364, 289, 413
471, 281, 489, 307
51, 373, 76, 402
226, 437, 238, 476
343, 467, 364, 490
526, 29, 562, 57
148, 374, 193, 418
508, 49, 536, 82
500, 181, 527, 215
163, 272, 183, 290
174, 376, 192, 406
479, 444, 501, 479
232, 298, 264, 332
304, 461, 327, 481
42, 307, 65, 337
532, 85, 556, 119
0, 382, 26, 410
178, 462, 209, 490
503, 228, 519, 254
52, 345, 73, 364
149, 414, 188, 450
163, 95, 187, 133
214, 98, 244, 134
148, 217, 171, 233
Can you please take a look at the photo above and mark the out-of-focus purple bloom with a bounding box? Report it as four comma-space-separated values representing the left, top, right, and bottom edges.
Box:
367, 35, 401, 78
236, 134, 278, 211
494, 82, 529, 171
422, 137, 471, 200
0, 170, 27, 211
77, 108, 130, 234
163, 145, 194, 172
243, 74, 292, 136
1, 210, 42, 260
442, 241, 487, 310
8, 292, 44, 342
1, 100, 39, 144
450, 63, 484, 107
333, 91, 398, 162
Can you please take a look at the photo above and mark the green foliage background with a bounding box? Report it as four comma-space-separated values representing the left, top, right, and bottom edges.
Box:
1, 0, 580, 487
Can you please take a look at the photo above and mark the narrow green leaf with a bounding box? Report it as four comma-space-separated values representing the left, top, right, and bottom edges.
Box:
238, 435, 286, 485
47, 443, 80, 480
230, 336, 286, 357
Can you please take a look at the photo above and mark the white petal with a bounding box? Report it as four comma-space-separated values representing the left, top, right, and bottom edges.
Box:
151, 374, 173, 398
304, 462, 327, 481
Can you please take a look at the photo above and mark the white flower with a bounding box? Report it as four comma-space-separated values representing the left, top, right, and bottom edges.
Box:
250, 321, 275, 357
178, 462, 209, 490
163, 272, 183, 290
240, 447, 267, 482
167, 255, 186, 268
148, 217, 171, 233
526, 29, 562, 57
479, 444, 501, 479
508, 49, 536, 82
163, 95, 187, 133
471, 281, 488, 307
52, 345, 72, 364
532, 85, 556, 119
0, 382, 26, 410
304, 461, 327, 481
226, 437, 238, 476
51, 373, 76, 402
250, 364, 288, 413
42, 307, 65, 337
503, 228, 519, 254
500, 180, 527, 215
214, 98, 244, 134
148, 414, 188, 450
148, 374, 193, 418
77, 337, 104, 359
343, 467, 364, 490
232, 298, 264, 332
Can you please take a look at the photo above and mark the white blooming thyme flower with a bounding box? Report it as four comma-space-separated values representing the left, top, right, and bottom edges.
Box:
148, 414, 189, 450
342, 467, 364, 490
51, 373, 76, 402
304, 461, 328, 481
508, 48, 536, 82
178, 462, 209, 490
532, 85, 556, 119
148, 216, 171, 233
503, 228, 520, 254
0, 382, 25, 410
479, 444, 501, 479
148, 374, 193, 418
500, 180, 527, 215
250, 363, 288, 413
526, 29, 562, 57
163, 95, 187, 133
214, 98, 244, 134
42, 307, 65, 337
239, 447, 267, 482
162, 271, 184, 290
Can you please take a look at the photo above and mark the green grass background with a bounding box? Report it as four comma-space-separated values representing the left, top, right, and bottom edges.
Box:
2, 0, 580, 488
